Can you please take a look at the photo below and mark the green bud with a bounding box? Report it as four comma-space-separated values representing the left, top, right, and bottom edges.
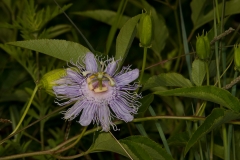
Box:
234, 44, 240, 71
196, 32, 210, 60
139, 11, 152, 48
40, 69, 66, 96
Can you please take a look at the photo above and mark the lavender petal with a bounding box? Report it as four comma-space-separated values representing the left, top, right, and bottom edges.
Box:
85, 52, 98, 72
115, 69, 139, 86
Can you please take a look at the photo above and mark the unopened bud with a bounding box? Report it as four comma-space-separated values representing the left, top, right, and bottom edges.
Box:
40, 69, 66, 96
196, 32, 210, 60
139, 11, 152, 48
234, 44, 240, 71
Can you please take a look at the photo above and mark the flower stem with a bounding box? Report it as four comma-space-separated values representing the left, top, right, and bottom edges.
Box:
139, 47, 147, 84
10, 84, 40, 136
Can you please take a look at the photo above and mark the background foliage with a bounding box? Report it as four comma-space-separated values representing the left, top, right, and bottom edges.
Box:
1, 0, 240, 159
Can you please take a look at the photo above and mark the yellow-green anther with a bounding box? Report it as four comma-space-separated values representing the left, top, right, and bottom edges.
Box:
139, 11, 152, 48
82, 71, 92, 77
234, 44, 240, 71
104, 74, 115, 86
40, 69, 66, 96
196, 32, 211, 60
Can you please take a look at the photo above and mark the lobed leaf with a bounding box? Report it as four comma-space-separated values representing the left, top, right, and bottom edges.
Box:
154, 86, 240, 112
7, 39, 90, 63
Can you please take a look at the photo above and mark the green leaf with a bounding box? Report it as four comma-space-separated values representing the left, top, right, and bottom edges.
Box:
115, 14, 141, 66
213, 144, 224, 159
88, 132, 138, 159
7, 39, 90, 62
184, 108, 240, 155
73, 10, 130, 29
137, 94, 154, 118
142, 1, 168, 54
191, 0, 240, 30
154, 86, 240, 112
143, 73, 193, 91
120, 136, 174, 160
167, 132, 189, 146
191, 59, 206, 86
89, 133, 174, 160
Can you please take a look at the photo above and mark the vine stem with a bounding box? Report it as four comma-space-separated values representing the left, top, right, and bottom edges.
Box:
10, 84, 40, 136
2, 115, 240, 159
139, 47, 147, 85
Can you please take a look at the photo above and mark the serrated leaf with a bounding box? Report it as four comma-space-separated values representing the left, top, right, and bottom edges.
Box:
137, 94, 154, 118
115, 14, 141, 66
191, 0, 240, 30
155, 86, 240, 112
143, 73, 193, 91
184, 108, 240, 155
73, 10, 130, 29
120, 136, 174, 160
7, 39, 90, 62
191, 59, 206, 86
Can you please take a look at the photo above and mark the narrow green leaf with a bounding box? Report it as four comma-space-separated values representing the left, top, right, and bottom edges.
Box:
191, 0, 240, 30
191, 59, 206, 86
154, 86, 240, 112
143, 73, 193, 91
73, 10, 130, 29
115, 14, 141, 65
179, 0, 191, 76
7, 39, 90, 62
184, 108, 240, 155
137, 94, 154, 118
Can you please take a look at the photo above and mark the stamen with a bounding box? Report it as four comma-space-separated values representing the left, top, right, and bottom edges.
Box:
82, 71, 92, 76
104, 74, 115, 86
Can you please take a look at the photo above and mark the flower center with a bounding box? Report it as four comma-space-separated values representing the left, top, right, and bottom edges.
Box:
86, 72, 115, 93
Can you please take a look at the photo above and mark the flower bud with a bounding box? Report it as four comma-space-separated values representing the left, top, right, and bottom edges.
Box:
234, 44, 240, 71
40, 69, 66, 96
196, 32, 210, 60
139, 12, 152, 48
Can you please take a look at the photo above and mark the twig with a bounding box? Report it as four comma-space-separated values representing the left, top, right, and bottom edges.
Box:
222, 75, 240, 90
210, 27, 235, 45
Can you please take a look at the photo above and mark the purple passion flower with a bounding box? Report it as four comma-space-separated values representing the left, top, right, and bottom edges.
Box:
53, 52, 141, 132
